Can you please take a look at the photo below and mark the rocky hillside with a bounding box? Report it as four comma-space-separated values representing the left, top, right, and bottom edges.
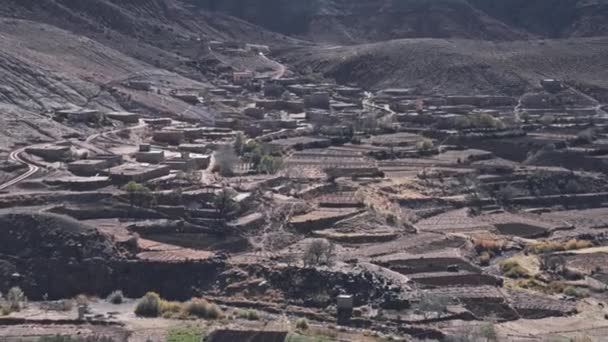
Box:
469, 0, 608, 38
0, 0, 291, 150
193, 0, 608, 43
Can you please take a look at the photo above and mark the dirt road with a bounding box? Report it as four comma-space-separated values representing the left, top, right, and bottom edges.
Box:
0, 119, 148, 191
0, 148, 40, 191
259, 52, 286, 80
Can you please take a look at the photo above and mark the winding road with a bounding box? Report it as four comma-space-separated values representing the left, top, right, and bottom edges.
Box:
0, 148, 40, 191
0, 119, 148, 191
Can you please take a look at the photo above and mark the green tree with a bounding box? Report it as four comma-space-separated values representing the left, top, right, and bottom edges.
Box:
258, 155, 284, 175
123, 181, 152, 207
213, 188, 239, 221
234, 132, 245, 156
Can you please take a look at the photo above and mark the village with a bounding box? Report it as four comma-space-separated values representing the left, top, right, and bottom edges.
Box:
2, 39, 608, 342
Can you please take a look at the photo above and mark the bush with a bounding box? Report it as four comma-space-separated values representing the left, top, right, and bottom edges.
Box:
106, 290, 124, 305
214, 145, 238, 177
134, 292, 161, 317
237, 309, 260, 321
499, 260, 529, 279
183, 298, 222, 320
303, 239, 335, 267
295, 318, 309, 330
564, 286, 589, 298
416, 139, 434, 153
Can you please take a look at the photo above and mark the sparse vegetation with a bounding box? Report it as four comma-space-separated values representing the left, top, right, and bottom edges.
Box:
166, 325, 204, 342
37, 336, 114, 342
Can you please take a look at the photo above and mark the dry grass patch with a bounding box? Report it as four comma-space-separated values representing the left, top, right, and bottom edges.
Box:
499, 259, 530, 278
530, 239, 594, 254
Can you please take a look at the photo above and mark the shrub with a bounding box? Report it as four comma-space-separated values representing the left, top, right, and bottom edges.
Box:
295, 318, 309, 330
499, 260, 529, 279
7, 287, 25, 311
479, 251, 491, 266
473, 238, 503, 255
258, 155, 284, 175
564, 286, 589, 298
576, 129, 596, 144
106, 290, 124, 305
134, 292, 161, 317
416, 139, 434, 153
237, 309, 260, 321
479, 323, 497, 342
514, 278, 546, 292
206, 303, 222, 319
182, 298, 209, 318
161, 300, 183, 314
123, 181, 153, 207
531, 240, 593, 254
530, 241, 566, 254
565, 239, 593, 251
494, 185, 519, 207
564, 286, 578, 297
183, 298, 222, 320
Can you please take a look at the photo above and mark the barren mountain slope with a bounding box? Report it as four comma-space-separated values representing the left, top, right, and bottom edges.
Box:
0, 0, 294, 151
192, 0, 608, 43
194, 0, 529, 43
280, 37, 608, 95
469, 0, 608, 38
